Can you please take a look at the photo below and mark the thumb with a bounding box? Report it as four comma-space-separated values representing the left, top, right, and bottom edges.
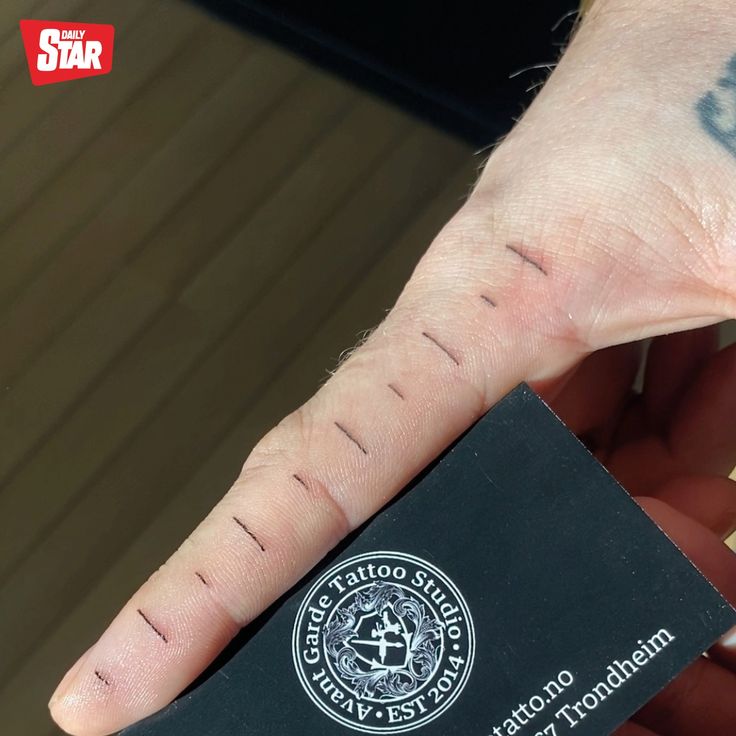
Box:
47, 198, 585, 736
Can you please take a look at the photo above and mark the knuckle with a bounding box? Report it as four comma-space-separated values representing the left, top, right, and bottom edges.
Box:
240, 404, 351, 536
245, 403, 317, 470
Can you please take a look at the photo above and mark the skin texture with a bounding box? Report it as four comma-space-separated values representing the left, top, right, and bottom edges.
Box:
50, 1, 736, 734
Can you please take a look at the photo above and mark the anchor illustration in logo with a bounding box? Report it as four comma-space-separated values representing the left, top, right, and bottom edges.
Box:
323, 582, 443, 700
293, 551, 476, 732
351, 608, 413, 670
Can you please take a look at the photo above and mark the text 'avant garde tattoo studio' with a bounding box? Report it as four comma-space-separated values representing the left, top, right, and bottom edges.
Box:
293, 552, 475, 732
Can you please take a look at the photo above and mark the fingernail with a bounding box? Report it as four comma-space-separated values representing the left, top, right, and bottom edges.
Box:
719, 625, 736, 649
49, 647, 92, 708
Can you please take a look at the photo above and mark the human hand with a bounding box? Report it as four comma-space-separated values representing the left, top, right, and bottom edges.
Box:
548, 329, 736, 735
50, 1, 736, 733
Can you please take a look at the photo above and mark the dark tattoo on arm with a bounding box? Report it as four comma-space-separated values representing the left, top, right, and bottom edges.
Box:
697, 54, 736, 158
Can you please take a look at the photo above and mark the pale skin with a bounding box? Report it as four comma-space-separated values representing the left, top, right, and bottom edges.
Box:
50, 0, 736, 734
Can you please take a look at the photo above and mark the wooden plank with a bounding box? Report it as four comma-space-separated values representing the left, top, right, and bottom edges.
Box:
0, 126, 469, 683
0, 0, 150, 155
0, 0, 46, 37
0, 0, 200, 222
129, 72, 357, 291
0, 92, 408, 573
0, 43, 304, 386
0, 72, 357, 492
0, 164, 475, 735
0, 17, 252, 310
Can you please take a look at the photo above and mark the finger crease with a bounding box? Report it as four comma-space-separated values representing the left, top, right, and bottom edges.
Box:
421, 331, 460, 366
297, 472, 352, 537
193, 568, 251, 631
232, 516, 266, 551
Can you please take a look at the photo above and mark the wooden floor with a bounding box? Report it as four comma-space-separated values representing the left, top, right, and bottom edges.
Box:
0, 1, 476, 733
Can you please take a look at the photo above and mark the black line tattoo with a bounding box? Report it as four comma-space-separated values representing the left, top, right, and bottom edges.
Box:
388, 383, 405, 399
195, 571, 209, 586
506, 244, 547, 275
232, 516, 266, 551
292, 473, 310, 490
94, 670, 111, 686
137, 609, 168, 643
698, 54, 736, 158
334, 421, 369, 454
421, 331, 460, 366
480, 294, 497, 307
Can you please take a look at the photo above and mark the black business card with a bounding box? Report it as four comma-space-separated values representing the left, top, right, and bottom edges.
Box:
121, 384, 736, 736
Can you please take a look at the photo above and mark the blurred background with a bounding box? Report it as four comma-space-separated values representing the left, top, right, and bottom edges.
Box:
0, 0, 732, 733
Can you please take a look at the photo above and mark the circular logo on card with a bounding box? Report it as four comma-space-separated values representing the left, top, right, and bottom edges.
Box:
292, 551, 475, 733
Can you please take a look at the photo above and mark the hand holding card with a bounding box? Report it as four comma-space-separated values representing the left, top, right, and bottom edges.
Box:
115, 385, 736, 736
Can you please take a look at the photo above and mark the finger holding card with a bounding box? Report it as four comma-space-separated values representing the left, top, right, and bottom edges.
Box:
111, 386, 736, 736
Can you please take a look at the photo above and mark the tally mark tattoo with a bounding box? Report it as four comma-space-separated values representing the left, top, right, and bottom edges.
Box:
697, 54, 736, 158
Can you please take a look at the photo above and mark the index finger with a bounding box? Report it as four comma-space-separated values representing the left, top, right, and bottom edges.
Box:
47, 201, 580, 736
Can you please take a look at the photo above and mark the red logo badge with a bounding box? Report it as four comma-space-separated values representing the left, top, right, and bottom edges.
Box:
19, 20, 114, 86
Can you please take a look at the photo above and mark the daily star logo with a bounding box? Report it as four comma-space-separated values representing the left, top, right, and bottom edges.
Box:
19, 20, 114, 86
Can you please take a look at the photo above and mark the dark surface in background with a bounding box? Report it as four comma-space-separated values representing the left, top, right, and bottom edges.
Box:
192, 0, 579, 145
